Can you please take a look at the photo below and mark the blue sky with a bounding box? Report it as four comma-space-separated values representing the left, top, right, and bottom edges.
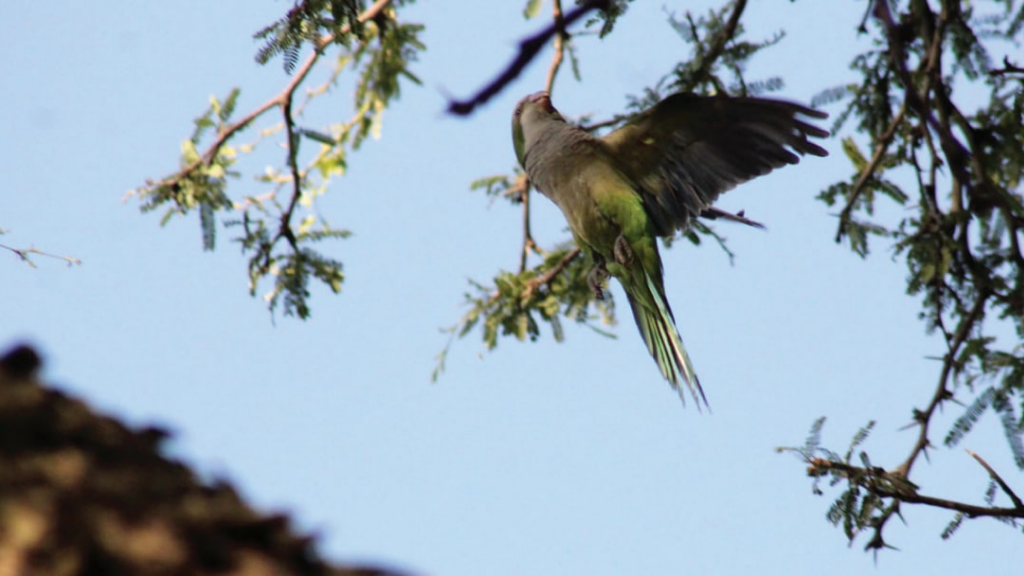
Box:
2, 1, 1020, 574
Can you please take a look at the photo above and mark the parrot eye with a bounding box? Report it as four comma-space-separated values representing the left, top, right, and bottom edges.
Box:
514, 104, 523, 117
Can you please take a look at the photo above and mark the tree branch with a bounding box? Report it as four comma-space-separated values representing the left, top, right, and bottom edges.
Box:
522, 247, 582, 300
446, 0, 610, 116
989, 56, 1024, 76
278, 88, 303, 251
683, 0, 747, 90
809, 458, 1024, 520
875, 487, 1024, 519
896, 291, 987, 477
518, 0, 569, 274
148, 0, 394, 192
543, 0, 567, 96
967, 450, 1024, 510
835, 103, 906, 242
1, 242, 82, 268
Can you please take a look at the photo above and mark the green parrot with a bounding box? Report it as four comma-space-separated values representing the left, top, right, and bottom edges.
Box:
511, 91, 828, 409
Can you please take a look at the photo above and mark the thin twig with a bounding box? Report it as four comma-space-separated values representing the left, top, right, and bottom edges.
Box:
519, 176, 535, 273
1, 244, 82, 267
873, 0, 969, 170
148, 0, 394, 191
581, 115, 627, 133
522, 247, 581, 299
544, 0, 566, 95
966, 450, 1024, 510
896, 292, 987, 477
835, 103, 906, 242
519, 0, 569, 273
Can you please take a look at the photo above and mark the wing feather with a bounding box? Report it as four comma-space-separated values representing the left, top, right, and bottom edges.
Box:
601, 93, 829, 236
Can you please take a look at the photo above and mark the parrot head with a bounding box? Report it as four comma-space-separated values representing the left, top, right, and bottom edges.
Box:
512, 91, 562, 168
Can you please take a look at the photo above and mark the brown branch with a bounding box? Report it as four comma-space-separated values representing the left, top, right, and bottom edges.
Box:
942, 96, 1024, 277
661, 0, 748, 95
519, 0, 568, 274
149, 0, 394, 191
866, 0, 992, 484
581, 115, 627, 133
278, 91, 303, 251
519, 176, 535, 273
1, 243, 82, 267
446, 0, 610, 116
836, 0, 953, 243
989, 56, 1024, 76
834, 103, 906, 242
809, 459, 1024, 519
522, 247, 582, 300
687, 0, 747, 89
896, 291, 987, 477
543, 0, 567, 95
873, 0, 969, 172
967, 450, 1024, 510
875, 487, 1024, 519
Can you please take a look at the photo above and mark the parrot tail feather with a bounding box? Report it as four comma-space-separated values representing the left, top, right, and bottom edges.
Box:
627, 271, 708, 411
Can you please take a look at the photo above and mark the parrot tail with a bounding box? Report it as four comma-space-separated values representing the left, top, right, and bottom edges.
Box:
626, 271, 708, 411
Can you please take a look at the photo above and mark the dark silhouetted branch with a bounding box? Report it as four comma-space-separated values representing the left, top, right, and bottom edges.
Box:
446, 0, 610, 116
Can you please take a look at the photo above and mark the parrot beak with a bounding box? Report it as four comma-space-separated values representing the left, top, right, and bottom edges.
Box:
528, 91, 556, 113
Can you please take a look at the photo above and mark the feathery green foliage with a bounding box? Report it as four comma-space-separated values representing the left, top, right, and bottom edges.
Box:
124, 0, 1024, 551
789, 0, 1024, 548
131, 2, 423, 319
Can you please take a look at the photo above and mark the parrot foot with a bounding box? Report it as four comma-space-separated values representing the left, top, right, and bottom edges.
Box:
587, 261, 609, 300
613, 234, 634, 267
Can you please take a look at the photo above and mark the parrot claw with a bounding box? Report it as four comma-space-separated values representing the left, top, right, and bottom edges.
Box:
613, 234, 634, 267
587, 261, 609, 300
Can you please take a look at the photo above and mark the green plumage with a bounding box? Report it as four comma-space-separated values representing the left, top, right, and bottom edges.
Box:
512, 91, 828, 409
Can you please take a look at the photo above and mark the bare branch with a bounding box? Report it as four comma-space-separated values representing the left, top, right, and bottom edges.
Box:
519, 177, 536, 273
1, 242, 82, 268
519, 0, 569, 274
835, 103, 906, 242
446, 0, 610, 116
279, 88, 303, 252
967, 450, 1024, 510
896, 292, 987, 477
989, 56, 1024, 76
543, 0, 567, 96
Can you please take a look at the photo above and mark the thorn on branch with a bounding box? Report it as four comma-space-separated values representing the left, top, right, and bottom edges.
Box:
989, 56, 1024, 77
967, 450, 1024, 510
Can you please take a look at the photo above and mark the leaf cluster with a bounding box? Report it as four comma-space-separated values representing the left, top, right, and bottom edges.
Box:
433, 244, 616, 381
254, 0, 368, 73
779, 419, 912, 553
792, 0, 1024, 549
131, 4, 423, 318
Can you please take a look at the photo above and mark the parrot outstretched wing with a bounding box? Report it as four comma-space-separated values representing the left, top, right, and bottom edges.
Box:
601, 94, 829, 236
